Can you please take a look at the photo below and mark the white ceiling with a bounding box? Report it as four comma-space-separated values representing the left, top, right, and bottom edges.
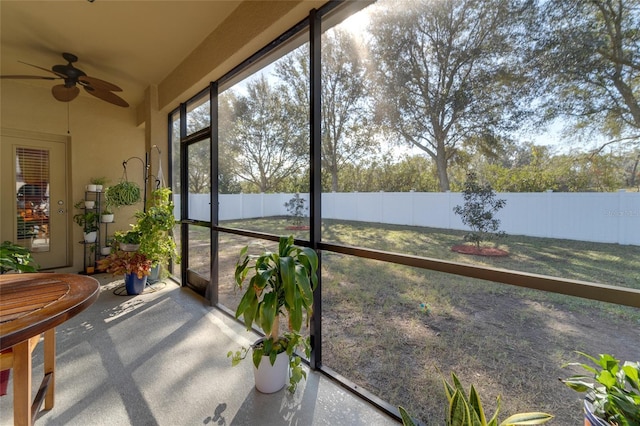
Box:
0, 0, 243, 108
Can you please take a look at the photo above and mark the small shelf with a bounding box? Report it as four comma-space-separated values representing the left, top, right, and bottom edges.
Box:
81, 190, 110, 272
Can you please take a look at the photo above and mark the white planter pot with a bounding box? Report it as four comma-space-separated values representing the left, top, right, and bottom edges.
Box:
101, 214, 114, 223
84, 200, 95, 209
95, 184, 103, 192
253, 344, 289, 393
84, 231, 97, 243
86, 184, 97, 192
100, 247, 111, 256
119, 243, 140, 252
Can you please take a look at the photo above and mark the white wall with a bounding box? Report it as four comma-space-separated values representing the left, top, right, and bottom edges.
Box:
175, 191, 640, 245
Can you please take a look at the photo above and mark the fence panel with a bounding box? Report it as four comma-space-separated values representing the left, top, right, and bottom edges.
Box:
174, 191, 639, 245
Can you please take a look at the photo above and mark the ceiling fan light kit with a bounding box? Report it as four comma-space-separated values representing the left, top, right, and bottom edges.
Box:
1, 52, 129, 107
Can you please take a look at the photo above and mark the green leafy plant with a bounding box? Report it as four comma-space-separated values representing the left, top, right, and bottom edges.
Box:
113, 228, 142, 245
0, 240, 39, 274
73, 201, 99, 232
453, 171, 507, 249
561, 352, 640, 426
399, 372, 553, 426
228, 235, 318, 393
105, 180, 141, 208
90, 176, 108, 186
135, 188, 179, 268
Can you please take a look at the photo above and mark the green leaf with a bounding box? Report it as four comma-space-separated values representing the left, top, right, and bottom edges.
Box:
289, 296, 303, 332
244, 296, 259, 330
252, 346, 263, 369
499, 412, 554, 425
259, 291, 277, 336
398, 407, 417, 426
623, 363, 640, 391
469, 385, 487, 424
597, 370, 617, 389
449, 390, 475, 426
295, 265, 314, 307
281, 255, 295, 307
235, 284, 256, 320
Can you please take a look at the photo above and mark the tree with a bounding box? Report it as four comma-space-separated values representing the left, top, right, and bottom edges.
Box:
226, 75, 307, 193
453, 172, 506, 248
276, 29, 377, 192
369, 0, 536, 191
535, 0, 640, 137
284, 193, 308, 226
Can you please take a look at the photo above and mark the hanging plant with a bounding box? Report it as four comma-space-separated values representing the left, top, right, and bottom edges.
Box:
105, 181, 141, 208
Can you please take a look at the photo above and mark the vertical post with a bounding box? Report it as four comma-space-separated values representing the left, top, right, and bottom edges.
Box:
44, 328, 55, 409
12, 339, 32, 426
207, 81, 219, 306
309, 8, 322, 370
179, 103, 189, 287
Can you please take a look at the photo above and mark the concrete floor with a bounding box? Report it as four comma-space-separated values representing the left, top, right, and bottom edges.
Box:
0, 274, 398, 426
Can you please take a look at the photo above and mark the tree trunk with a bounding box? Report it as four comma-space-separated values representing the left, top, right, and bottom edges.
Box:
630, 154, 639, 188
331, 166, 339, 192
435, 150, 450, 192
269, 315, 280, 340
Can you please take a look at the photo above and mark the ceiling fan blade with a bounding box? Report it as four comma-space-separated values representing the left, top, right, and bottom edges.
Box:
18, 60, 67, 78
83, 86, 129, 108
1, 75, 58, 80
52, 84, 79, 102
78, 76, 123, 92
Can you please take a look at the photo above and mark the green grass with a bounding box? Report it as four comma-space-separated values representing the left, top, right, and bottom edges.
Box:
213, 217, 640, 425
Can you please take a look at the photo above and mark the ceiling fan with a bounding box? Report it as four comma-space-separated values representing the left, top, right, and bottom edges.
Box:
1, 52, 129, 107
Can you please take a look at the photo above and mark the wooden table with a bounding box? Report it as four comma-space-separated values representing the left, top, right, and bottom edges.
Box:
0, 273, 99, 426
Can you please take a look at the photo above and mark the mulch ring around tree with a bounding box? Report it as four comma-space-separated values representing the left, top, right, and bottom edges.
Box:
451, 244, 509, 257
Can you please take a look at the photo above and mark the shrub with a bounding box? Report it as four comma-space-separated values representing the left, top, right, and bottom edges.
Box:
453, 172, 506, 248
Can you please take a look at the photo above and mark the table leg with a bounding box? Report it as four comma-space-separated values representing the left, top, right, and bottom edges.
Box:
12, 339, 32, 426
43, 328, 55, 409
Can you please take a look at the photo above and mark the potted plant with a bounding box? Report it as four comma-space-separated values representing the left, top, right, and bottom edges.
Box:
90, 176, 108, 192
73, 201, 99, 242
97, 250, 152, 295
105, 180, 141, 208
228, 235, 318, 393
399, 372, 553, 426
135, 188, 180, 279
561, 352, 640, 426
101, 207, 114, 223
0, 240, 39, 274
113, 228, 142, 252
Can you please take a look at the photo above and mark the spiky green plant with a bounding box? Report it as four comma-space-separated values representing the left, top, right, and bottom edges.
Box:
399, 372, 553, 426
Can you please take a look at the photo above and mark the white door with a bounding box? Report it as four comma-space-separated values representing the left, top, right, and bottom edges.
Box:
1, 129, 70, 269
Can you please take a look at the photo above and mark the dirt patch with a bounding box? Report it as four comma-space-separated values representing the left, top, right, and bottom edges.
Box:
451, 244, 509, 257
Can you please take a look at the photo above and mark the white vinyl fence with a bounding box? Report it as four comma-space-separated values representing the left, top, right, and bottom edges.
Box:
175, 191, 640, 245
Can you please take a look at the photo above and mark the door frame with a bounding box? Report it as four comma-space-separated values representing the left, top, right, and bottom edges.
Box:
1, 127, 72, 269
